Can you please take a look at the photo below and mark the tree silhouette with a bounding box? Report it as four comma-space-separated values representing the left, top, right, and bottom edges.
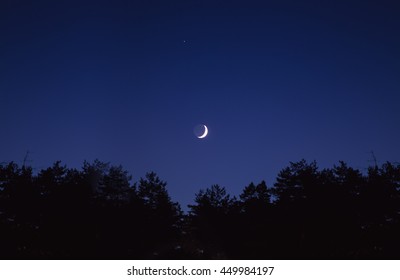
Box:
0, 162, 39, 258
1, 159, 400, 259
271, 160, 322, 257
188, 185, 237, 259
236, 181, 274, 258
133, 172, 183, 258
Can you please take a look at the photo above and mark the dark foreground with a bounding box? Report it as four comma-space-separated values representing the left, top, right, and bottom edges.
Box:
1, 160, 400, 259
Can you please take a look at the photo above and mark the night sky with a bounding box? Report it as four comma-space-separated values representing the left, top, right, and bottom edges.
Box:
2, 0, 400, 209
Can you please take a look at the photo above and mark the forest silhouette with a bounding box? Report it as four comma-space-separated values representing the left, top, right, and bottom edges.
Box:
1, 159, 399, 259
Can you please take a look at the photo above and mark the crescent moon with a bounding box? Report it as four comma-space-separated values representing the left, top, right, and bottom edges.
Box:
198, 125, 208, 138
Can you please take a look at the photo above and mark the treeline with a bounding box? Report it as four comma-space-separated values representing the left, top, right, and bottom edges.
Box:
0, 159, 400, 259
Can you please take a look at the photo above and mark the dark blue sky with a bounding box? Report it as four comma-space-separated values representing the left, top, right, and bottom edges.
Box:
2, 0, 400, 208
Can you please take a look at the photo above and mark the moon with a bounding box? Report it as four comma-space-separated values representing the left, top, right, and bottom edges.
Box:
198, 125, 208, 138
193, 124, 208, 139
